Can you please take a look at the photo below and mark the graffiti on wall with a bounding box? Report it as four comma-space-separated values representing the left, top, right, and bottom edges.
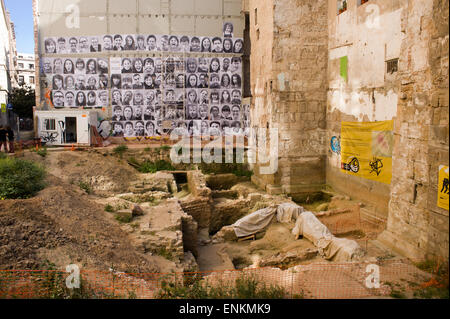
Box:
330, 136, 341, 154
340, 120, 393, 184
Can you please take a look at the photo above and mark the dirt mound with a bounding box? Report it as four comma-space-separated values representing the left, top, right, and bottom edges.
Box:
0, 175, 158, 273
47, 151, 138, 195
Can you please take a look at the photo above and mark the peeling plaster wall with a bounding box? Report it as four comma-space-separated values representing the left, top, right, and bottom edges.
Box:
378, 0, 449, 261
326, 0, 404, 219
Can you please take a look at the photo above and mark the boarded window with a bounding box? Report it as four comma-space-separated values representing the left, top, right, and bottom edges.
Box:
386, 59, 398, 74
44, 118, 56, 131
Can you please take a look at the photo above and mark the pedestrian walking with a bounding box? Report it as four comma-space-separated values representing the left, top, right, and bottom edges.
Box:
0, 126, 7, 153
6, 127, 14, 153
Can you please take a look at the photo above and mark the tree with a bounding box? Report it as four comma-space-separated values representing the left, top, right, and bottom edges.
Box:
7, 85, 35, 118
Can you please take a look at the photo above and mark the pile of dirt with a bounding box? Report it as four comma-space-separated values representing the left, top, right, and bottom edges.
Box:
28, 150, 138, 196
0, 175, 158, 273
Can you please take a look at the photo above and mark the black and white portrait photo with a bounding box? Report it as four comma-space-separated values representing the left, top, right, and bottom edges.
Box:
97, 58, 109, 74
46, 31, 245, 135
63, 59, 75, 74
146, 35, 157, 51
223, 38, 233, 53
223, 22, 234, 38
52, 90, 64, 107
113, 34, 124, 51
211, 37, 223, 53
65, 91, 75, 107
233, 39, 244, 54
112, 122, 124, 137
103, 35, 113, 51
124, 35, 137, 51
44, 38, 57, 54
90, 36, 102, 52
56, 37, 67, 54
190, 37, 201, 52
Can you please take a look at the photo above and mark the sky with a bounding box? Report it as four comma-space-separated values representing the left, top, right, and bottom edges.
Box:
4, 0, 34, 54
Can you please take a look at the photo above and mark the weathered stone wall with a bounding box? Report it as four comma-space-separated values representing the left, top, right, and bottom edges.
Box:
326, 0, 404, 220
249, 0, 328, 200
378, 0, 449, 261
180, 170, 212, 229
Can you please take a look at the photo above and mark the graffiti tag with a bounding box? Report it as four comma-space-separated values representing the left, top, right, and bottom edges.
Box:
369, 157, 384, 176
342, 157, 360, 173
330, 136, 341, 154
41, 132, 59, 143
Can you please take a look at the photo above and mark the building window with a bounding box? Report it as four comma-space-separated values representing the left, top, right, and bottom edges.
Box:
337, 0, 348, 15
386, 59, 399, 74
29, 76, 35, 84
18, 75, 24, 84
358, 0, 370, 5
18, 63, 24, 68
29, 64, 34, 69
44, 119, 56, 131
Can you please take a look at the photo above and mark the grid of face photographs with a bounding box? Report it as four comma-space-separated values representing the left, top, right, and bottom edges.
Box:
44, 33, 244, 55
42, 57, 109, 109
109, 55, 248, 138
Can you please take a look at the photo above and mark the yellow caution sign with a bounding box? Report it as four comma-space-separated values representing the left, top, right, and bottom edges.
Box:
341, 120, 394, 184
437, 165, 449, 210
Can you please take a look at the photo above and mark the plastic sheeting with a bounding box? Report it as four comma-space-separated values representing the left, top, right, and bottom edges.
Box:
292, 211, 364, 262
276, 203, 304, 223
232, 206, 277, 238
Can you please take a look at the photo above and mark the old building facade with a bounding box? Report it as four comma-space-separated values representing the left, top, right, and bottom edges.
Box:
0, 0, 18, 126
244, 0, 448, 261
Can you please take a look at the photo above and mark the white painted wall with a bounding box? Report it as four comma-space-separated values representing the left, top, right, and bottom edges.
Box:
328, 0, 403, 122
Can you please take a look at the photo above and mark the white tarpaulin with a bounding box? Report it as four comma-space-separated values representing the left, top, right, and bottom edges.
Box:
292, 211, 364, 262
232, 206, 277, 237
276, 203, 304, 223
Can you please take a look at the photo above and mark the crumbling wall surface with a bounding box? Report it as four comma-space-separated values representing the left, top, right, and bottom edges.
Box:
379, 0, 449, 261
180, 171, 212, 229
250, 0, 328, 198
326, 0, 404, 219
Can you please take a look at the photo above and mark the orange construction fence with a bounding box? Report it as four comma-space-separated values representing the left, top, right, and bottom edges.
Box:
0, 259, 435, 299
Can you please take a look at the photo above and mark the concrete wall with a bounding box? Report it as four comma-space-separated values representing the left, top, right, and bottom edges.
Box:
379, 0, 449, 261
326, 0, 404, 220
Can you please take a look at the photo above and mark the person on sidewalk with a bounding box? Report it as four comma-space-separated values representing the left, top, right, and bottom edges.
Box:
6, 126, 15, 153
0, 126, 7, 153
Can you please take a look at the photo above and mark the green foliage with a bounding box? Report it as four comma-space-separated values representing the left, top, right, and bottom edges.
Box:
157, 275, 287, 299
133, 159, 175, 173
37, 147, 48, 158
159, 145, 171, 152
7, 86, 35, 118
78, 181, 92, 194
113, 145, 128, 157
115, 213, 132, 223
0, 157, 46, 199
154, 247, 174, 261
104, 204, 115, 213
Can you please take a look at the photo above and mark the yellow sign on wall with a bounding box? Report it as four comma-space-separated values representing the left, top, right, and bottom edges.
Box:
1, 104, 6, 113
437, 165, 449, 210
341, 120, 394, 184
